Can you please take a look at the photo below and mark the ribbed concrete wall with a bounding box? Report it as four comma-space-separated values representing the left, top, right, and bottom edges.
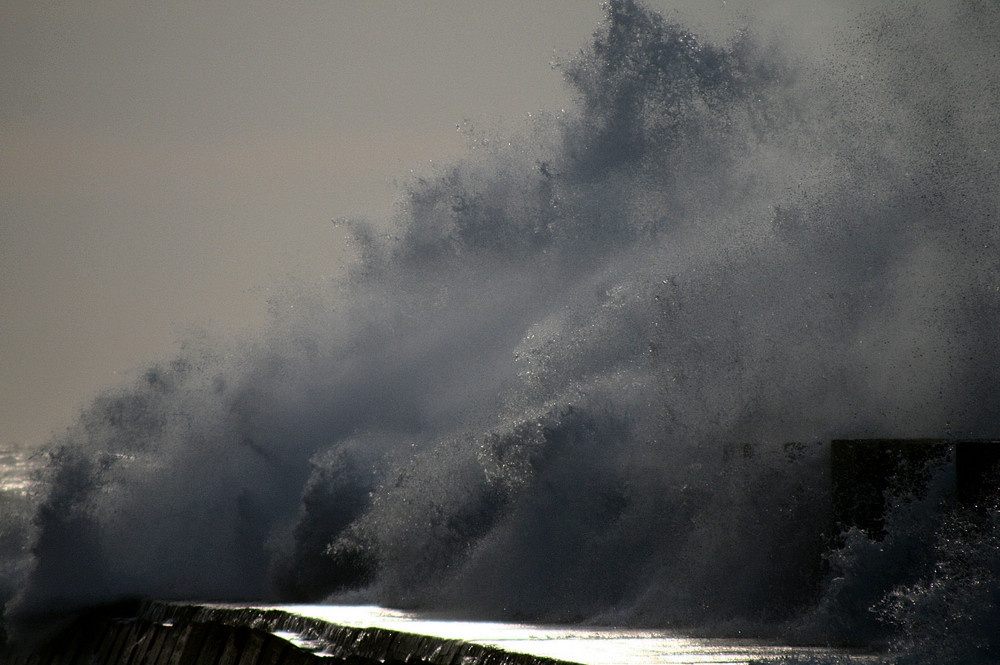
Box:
2, 601, 577, 665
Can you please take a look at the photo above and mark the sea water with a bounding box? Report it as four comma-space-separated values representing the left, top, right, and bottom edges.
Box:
268, 604, 881, 664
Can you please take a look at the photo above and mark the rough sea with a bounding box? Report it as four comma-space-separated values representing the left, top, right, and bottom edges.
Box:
3, 2, 1000, 662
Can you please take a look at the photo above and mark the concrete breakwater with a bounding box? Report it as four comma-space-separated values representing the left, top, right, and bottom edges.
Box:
830, 439, 1000, 538
3, 601, 575, 665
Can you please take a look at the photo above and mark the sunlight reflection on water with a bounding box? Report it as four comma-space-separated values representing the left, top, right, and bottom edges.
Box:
270, 605, 881, 665
0, 449, 36, 495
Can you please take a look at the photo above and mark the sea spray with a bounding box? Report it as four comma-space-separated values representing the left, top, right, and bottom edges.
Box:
2, 0, 999, 657
874, 476, 1000, 662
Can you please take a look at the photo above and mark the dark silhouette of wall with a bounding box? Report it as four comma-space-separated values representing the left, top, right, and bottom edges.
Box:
2, 601, 574, 665
831, 439, 1000, 539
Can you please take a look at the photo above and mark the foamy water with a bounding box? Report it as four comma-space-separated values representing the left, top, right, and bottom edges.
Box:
267, 605, 880, 665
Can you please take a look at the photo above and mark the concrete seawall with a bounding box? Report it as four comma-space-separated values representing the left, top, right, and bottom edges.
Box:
3, 601, 577, 665
830, 439, 1000, 539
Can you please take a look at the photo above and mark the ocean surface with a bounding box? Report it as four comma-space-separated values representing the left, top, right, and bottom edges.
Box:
0, 447, 37, 497
3, 1, 1000, 662
0, 450, 36, 497
267, 604, 882, 664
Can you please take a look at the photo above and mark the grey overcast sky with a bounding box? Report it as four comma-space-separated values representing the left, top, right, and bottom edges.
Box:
2, 1, 845, 448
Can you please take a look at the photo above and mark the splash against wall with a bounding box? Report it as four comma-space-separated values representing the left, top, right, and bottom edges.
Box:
3, 0, 999, 657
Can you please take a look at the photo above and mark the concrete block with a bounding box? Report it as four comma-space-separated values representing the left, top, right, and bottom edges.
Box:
955, 440, 1000, 508
831, 439, 1000, 539
830, 439, 949, 538
215, 625, 255, 665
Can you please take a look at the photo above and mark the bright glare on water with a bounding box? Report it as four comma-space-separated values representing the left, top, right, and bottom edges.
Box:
269, 605, 880, 665
0, 449, 36, 495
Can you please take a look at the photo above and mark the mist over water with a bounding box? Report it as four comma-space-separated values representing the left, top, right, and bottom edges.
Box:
3, 0, 999, 659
